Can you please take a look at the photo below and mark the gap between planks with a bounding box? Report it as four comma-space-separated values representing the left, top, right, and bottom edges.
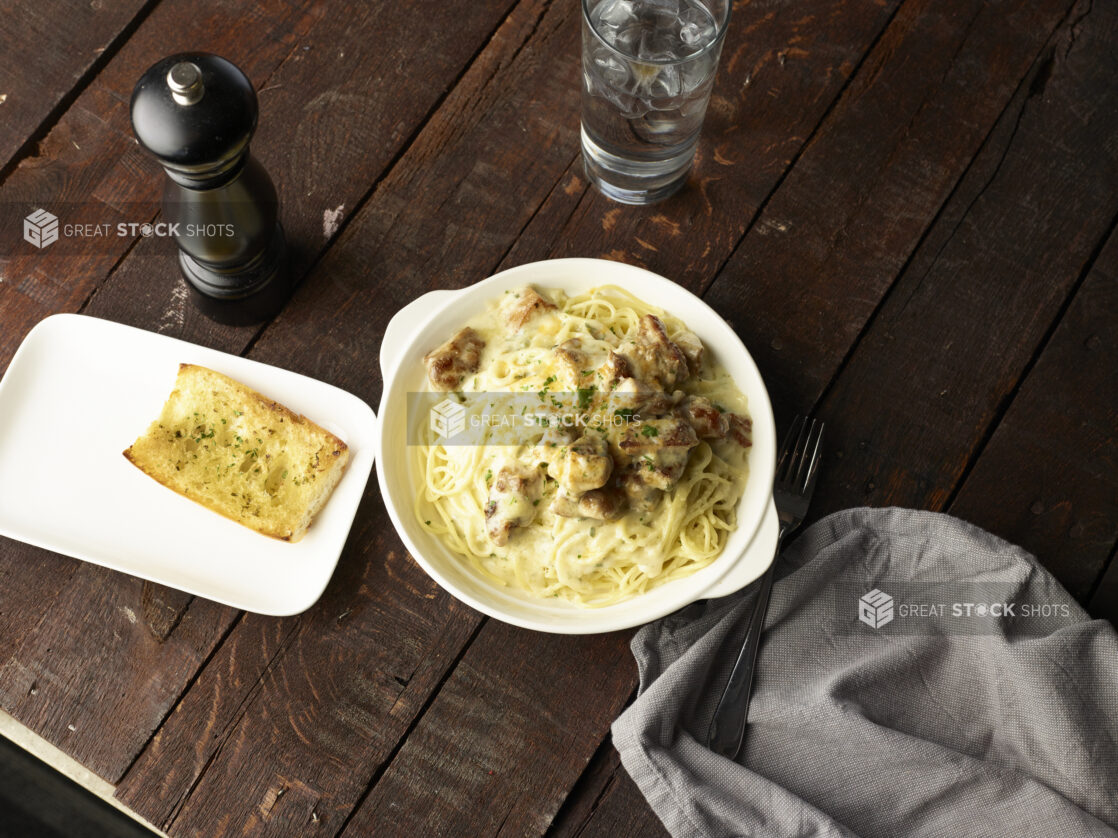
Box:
0, 0, 165, 188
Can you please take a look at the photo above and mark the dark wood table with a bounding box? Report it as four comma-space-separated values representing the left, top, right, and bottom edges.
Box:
1, 0, 1115, 835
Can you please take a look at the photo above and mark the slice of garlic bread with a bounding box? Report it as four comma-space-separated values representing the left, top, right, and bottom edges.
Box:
124, 364, 350, 542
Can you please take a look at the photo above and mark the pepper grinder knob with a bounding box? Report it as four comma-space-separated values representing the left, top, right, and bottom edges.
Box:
166, 62, 205, 106
131, 52, 290, 325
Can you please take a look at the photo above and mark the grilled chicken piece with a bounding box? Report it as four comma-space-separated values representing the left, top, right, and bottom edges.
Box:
502, 286, 557, 331
548, 434, 612, 495
598, 352, 634, 390
485, 463, 543, 546
551, 486, 625, 520
424, 327, 485, 391
606, 376, 683, 418
614, 417, 699, 491
620, 470, 663, 515
727, 413, 753, 448
677, 395, 728, 439
673, 330, 705, 375
531, 424, 576, 469
555, 338, 591, 389
577, 487, 625, 520
617, 315, 690, 390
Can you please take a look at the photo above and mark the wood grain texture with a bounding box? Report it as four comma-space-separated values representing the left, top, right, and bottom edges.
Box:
502, 0, 905, 288
140, 582, 193, 643
0, 0, 155, 175
1090, 547, 1118, 625
700, 0, 1076, 418
555, 767, 669, 838
116, 502, 484, 836
0, 0, 325, 370
341, 625, 635, 837
548, 1, 1110, 833
117, 502, 485, 835
949, 235, 1118, 601
0, 0, 524, 792
0, 566, 236, 783
112, 1, 588, 833
810, 0, 1118, 523
0, 0, 1110, 834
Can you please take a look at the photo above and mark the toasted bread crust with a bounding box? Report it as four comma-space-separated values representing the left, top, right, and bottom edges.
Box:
123, 364, 350, 541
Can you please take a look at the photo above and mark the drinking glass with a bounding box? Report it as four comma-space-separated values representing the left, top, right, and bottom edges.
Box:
580, 0, 731, 205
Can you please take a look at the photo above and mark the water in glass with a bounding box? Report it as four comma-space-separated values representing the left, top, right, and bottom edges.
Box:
581, 0, 725, 204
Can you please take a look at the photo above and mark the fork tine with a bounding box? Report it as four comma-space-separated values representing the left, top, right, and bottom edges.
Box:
797, 420, 825, 494
776, 415, 806, 484
792, 418, 818, 488
791, 417, 813, 484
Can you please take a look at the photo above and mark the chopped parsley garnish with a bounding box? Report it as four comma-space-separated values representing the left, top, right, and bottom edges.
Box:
577, 387, 595, 410
641, 424, 659, 437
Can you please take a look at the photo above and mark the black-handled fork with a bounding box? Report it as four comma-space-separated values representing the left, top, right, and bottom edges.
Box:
706, 415, 824, 761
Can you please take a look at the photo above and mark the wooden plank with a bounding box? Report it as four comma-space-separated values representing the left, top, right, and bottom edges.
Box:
116, 503, 484, 835
0, 0, 325, 371
808, 0, 1118, 525
553, 768, 669, 838
341, 625, 635, 837
949, 238, 1118, 601
0, 0, 155, 176
503, 0, 907, 288
1089, 549, 1118, 625
546, 738, 626, 837
0, 0, 521, 790
699, 0, 1078, 416
0, 567, 237, 783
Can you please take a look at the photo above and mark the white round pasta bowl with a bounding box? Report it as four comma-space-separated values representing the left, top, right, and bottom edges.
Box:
376, 258, 778, 634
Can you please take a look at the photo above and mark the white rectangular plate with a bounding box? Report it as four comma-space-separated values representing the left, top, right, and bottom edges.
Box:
0, 314, 377, 616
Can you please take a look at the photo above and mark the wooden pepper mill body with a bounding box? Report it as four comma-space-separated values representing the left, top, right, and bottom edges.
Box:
131, 53, 290, 325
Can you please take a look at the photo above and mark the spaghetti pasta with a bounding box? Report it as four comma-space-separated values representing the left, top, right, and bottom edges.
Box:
414, 285, 751, 607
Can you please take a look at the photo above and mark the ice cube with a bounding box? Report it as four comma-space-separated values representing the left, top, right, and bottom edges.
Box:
637, 27, 677, 62
679, 22, 702, 46
678, 3, 717, 48
647, 63, 681, 100
596, 0, 635, 28
611, 20, 644, 53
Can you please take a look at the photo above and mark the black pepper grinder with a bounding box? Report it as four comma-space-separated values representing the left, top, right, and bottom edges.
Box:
131, 53, 290, 325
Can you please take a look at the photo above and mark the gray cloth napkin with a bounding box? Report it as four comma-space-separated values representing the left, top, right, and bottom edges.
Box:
612, 507, 1118, 838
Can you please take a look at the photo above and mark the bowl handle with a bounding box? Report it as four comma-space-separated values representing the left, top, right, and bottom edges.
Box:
380, 290, 458, 380
703, 498, 779, 599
